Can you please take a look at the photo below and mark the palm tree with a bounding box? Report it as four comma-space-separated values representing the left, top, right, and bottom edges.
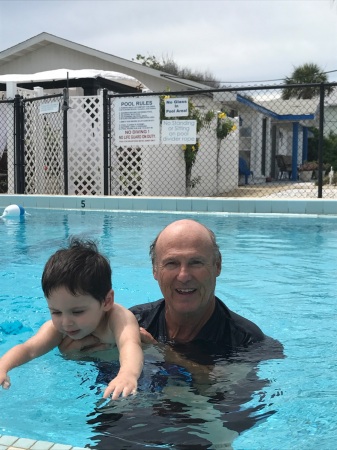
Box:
282, 63, 334, 100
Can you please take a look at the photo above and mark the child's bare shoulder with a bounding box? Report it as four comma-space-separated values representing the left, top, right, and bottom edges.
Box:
108, 303, 138, 327
111, 302, 131, 315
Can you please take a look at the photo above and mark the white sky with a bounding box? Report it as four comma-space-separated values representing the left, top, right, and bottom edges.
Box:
0, 0, 336, 85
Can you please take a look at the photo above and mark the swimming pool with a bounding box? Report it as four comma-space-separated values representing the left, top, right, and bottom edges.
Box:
1, 208, 337, 449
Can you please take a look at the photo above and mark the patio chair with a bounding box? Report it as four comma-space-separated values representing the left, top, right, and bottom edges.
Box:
239, 157, 253, 184
275, 155, 292, 179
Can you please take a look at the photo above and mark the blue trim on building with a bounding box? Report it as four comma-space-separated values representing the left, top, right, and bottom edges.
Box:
236, 94, 315, 121
302, 127, 308, 162
292, 123, 299, 180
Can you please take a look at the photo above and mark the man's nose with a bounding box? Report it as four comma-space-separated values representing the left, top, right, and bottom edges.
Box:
176, 264, 191, 282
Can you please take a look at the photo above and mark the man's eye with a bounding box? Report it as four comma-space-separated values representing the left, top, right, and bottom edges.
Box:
51, 311, 61, 315
165, 261, 178, 268
73, 311, 84, 315
191, 260, 203, 266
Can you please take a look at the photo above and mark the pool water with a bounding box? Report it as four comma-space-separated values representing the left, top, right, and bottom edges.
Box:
0, 209, 337, 449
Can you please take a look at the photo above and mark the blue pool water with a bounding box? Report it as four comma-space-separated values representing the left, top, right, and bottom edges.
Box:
0, 209, 337, 449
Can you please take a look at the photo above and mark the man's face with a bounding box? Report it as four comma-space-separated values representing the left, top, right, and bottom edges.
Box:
153, 221, 221, 317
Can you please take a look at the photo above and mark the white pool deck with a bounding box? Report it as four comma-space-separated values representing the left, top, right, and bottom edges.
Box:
1, 193, 337, 450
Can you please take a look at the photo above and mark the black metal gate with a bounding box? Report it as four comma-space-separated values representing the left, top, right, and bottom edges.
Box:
0, 91, 68, 195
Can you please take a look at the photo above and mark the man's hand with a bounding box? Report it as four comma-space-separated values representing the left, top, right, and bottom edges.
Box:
139, 327, 157, 344
58, 335, 110, 356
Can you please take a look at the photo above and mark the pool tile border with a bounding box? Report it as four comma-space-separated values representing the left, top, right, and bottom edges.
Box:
0, 194, 337, 216
0, 435, 86, 450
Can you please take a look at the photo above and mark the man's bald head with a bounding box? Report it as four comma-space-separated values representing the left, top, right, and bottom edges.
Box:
149, 219, 222, 267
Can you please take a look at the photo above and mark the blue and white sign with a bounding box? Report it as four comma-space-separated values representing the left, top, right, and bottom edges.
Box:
164, 98, 189, 117
161, 120, 196, 144
39, 102, 60, 114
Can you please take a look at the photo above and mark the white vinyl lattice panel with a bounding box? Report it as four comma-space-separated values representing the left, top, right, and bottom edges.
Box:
109, 99, 143, 196
68, 96, 104, 195
24, 98, 64, 194
17, 87, 37, 99
111, 146, 143, 196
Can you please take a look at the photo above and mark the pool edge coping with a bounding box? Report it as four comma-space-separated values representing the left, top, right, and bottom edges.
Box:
0, 194, 337, 216
0, 434, 86, 450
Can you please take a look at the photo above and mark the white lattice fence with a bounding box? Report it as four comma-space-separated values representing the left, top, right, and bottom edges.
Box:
7, 87, 39, 194
1, 102, 14, 193
68, 96, 104, 195
109, 98, 143, 196
23, 95, 64, 195
115, 146, 142, 195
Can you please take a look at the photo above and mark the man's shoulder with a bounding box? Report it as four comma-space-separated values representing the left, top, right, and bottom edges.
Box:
214, 297, 265, 343
129, 299, 165, 326
129, 298, 164, 314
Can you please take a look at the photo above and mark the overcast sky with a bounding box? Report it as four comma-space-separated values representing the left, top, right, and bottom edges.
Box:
0, 0, 336, 85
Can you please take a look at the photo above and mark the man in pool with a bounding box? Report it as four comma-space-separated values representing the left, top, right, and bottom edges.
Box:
0, 238, 143, 400
131, 218, 265, 348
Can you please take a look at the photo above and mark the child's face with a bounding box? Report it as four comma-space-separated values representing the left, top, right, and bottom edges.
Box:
47, 286, 111, 339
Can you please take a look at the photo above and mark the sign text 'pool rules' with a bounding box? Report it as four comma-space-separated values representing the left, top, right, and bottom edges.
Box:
115, 97, 160, 146
161, 120, 197, 144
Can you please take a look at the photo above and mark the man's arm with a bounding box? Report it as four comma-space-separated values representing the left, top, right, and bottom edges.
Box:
0, 320, 62, 389
105, 304, 144, 400
58, 334, 111, 356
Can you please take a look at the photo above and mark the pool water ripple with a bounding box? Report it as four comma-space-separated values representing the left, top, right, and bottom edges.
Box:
1, 210, 337, 449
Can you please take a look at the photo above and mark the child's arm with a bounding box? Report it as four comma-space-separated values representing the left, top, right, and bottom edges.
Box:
0, 320, 63, 389
104, 304, 144, 399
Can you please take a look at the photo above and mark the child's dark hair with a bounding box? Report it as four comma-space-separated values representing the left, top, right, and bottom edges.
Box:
41, 237, 111, 303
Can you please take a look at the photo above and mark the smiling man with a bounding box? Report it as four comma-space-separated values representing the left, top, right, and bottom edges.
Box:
130, 219, 264, 349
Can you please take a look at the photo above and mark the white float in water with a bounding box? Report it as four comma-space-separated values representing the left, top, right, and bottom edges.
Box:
1, 204, 26, 218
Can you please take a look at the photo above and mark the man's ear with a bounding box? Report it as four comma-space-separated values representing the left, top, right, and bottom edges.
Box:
103, 289, 114, 310
153, 265, 158, 281
216, 256, 222, 277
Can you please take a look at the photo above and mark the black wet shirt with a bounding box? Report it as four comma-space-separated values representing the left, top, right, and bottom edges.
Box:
130, 297, 265, 352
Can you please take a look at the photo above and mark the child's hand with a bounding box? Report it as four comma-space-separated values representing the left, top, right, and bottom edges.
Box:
103, 373, 137, 400
0, 371, 11, 389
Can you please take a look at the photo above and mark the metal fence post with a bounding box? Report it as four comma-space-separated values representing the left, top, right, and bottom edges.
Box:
14, 94, 25, 193
62, 88, 69, 195
318, 83, 325, 198
102, 89, 110, 195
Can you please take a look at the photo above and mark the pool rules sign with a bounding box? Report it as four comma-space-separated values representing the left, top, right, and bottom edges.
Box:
115, 97, 160, 145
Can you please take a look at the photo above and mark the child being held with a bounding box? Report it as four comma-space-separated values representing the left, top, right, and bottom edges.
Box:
0, 237, 143, 399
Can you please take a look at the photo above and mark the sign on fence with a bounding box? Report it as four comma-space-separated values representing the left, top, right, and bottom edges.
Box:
114, 96, 160, 146
164, 98, 189, 117
161, 120, 197, 144
39, 102, 60, 114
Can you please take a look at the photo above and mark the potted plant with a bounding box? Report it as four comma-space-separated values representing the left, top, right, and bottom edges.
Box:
299, 161, 317, 181
313, 163, 330, 180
